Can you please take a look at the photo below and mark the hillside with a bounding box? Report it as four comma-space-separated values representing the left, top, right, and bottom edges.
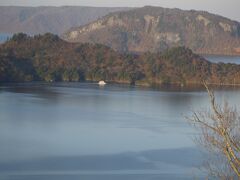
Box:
1, 33, 240, 85
62, 6, 240, 55
0, 6, 131, 34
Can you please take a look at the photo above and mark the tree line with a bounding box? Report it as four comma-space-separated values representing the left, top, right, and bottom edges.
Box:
1, 33, 240, 86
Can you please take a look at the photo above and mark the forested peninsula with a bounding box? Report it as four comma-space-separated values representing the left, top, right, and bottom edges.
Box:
1, 33, 240, 86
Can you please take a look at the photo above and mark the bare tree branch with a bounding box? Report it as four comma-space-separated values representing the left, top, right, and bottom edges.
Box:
187, 82, 240, 179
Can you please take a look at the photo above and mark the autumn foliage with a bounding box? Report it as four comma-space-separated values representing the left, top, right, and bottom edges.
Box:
1, 33, 240, 85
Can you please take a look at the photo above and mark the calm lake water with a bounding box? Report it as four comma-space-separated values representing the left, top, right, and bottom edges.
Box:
204, 55, 240, 64
0, 33, 12, 43
0, 82, 240, 180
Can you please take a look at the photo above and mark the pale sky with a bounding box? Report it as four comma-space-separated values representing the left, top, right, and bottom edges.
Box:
1, 0, 240, 21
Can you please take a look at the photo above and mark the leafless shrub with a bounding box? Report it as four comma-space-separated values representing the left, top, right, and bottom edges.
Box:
187, 83, 240, 179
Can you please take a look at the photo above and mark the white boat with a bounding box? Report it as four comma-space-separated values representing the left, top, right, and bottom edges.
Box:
98, 81, 106, 85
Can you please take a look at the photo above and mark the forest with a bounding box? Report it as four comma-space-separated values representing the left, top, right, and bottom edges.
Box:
1, 33, 240, 86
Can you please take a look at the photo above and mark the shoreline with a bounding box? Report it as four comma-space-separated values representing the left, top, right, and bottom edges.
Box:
1, 80, 240, 88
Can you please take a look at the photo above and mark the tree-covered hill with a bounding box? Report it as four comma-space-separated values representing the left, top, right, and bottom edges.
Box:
63, 6, 240, 55
1, 33, 240, 86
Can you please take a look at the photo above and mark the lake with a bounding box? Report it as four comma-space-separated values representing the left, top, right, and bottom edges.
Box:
204, 55, 240, 64
0, 33, 12, 43
0, 82, 240, 180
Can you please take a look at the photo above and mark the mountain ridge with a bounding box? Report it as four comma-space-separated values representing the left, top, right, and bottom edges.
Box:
62, 6, 240, 55
0, 6, 131, 34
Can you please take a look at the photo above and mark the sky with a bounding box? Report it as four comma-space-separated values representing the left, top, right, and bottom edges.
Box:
0, 0, 240, 21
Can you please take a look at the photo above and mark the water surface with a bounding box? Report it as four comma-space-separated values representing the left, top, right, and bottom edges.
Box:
0, 82, 240, 180
0, 33, 12, 43
204, 55, 240, 64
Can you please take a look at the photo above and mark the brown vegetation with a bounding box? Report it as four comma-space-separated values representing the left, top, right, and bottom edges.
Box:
1, 33, 240, 86
63, 6, 240, 56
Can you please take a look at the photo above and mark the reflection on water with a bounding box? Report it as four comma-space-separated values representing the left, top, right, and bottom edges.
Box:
0, 82, 239, 180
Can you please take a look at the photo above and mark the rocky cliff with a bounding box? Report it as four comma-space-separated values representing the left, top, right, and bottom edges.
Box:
62, 6, 240, 55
